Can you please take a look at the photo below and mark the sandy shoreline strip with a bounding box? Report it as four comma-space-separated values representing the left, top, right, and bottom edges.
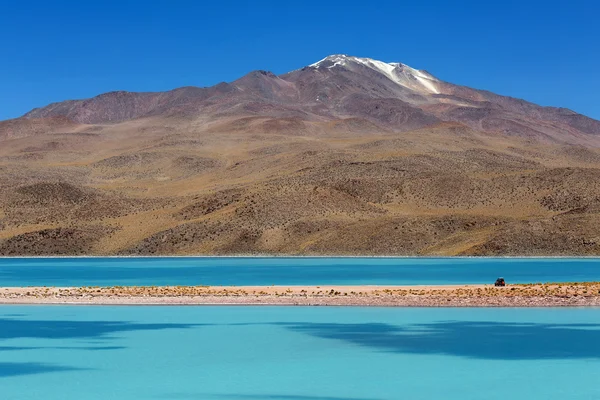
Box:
2, 283, 600, 307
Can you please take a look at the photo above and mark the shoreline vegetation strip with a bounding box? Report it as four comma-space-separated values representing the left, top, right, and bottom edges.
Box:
2, 283, 600, 307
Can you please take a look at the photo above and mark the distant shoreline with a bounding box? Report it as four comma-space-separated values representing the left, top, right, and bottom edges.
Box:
2, 284, 600, 307
1, 256, 600, 259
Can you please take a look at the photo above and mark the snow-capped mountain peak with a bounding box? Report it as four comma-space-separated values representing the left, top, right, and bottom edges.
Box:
309, 55, 440, 95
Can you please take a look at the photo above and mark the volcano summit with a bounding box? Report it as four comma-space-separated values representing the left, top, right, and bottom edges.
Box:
1, 55, 599, 256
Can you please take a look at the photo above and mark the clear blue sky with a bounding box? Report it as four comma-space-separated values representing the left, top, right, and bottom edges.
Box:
1, 0, 598, 120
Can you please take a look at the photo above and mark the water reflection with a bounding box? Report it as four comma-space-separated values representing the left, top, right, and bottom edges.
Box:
0, 318, 198, 340
282, 320, 600, 360
0, 362, 84, 378
0, 317, 199, 377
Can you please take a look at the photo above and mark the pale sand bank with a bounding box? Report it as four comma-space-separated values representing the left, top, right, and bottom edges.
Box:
1, 283, 600, 307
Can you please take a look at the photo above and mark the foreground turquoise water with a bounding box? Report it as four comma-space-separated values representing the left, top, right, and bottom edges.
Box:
1, 257, 600, 286
1, 306, 600, 400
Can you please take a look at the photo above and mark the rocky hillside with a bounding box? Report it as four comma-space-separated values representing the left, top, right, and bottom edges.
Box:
1, 55, 600, 255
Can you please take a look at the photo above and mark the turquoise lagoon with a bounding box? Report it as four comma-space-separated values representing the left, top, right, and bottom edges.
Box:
1, 306, 600, 400
1, 257, 600, 287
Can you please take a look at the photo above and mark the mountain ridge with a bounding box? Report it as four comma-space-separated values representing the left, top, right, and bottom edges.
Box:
17, 55, 600, 144
1, 55, 600, 256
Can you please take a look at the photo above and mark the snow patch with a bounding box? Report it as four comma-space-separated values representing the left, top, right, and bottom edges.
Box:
310, 55, 440, 94
401, 64, 440, 94
310, 54, 349, 69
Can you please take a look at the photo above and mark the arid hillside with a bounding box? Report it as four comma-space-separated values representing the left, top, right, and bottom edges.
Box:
1, 55, 600, 256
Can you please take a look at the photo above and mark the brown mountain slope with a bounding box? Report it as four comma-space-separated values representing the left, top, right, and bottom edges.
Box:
0, 116, 82, 140
1, 55, 600, 255
19, 55, 600, 146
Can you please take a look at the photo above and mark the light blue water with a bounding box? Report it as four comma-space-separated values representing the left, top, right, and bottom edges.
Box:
1, 306, 599, 400
0, 257, 599, 287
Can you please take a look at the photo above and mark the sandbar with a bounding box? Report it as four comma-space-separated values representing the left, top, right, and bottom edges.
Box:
1, 283, 600, 307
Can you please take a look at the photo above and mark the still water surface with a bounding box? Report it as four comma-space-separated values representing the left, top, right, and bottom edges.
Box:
1, 306, 599, 400
0, 257, 598, 287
